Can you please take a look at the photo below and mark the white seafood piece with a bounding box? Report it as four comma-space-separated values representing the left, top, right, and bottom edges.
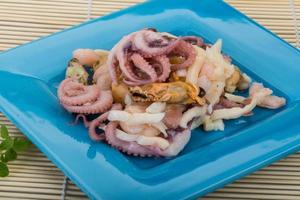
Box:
197, 75, 211, 92
186, 46, 206, 85
176, 69, 188, 77
120, 121, 161, 137
259, 95, 286, 109
190, 117, 205, 130
206, 39, 235, 80
224, 93, 246, 103
151, 122, 168, 137
124, 94, 132, 106
205, 81, 225, 105
115, 129, 170, 150
238, 73, 252, 90
203, 116, 224, 131
211, 87, 272, 120
146, 102, 166, 113
108, 110, 165, 125
73, 49, 100, 66
180, 106, 207, 128
203, 40, 235, 105
249, 82, 286, 109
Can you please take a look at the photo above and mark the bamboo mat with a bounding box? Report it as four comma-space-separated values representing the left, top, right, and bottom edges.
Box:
0, 0, 300, 199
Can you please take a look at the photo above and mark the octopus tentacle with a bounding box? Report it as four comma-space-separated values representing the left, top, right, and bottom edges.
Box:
65, 88, 84, 97
120, 44, 159, 85
108, 34, 135, 83
158, 129, 191, 157
122, 78, 153, 86
88, 112, 108, 141
181, 36, 204, 47
120, 44, 151, 83
73, 114, 90, 127
110, 35, 155, 84
131, 53, 157, 81
64, 81, 84, 95
58, 78, 100, 106
133, 30, 179, 58
88, 103, 122, 141
153, 55, 171, 82
63, 90, 113, 114
108, 55, 118, 83
123, 53, 149, 83
169, 40, 196, 70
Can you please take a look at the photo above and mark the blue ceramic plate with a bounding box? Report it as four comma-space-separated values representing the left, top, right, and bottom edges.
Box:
1, 0, 300, 199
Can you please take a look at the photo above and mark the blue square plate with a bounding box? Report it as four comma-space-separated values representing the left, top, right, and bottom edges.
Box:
1, 0, 300, 199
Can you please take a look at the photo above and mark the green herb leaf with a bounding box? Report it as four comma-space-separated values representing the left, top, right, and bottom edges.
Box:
0, 125, 9, 139
0, 138, 13, 151
0, 125, 31, 178
0, 162, 9, 177
1, 148, 17, 163
13, 138, 31, 152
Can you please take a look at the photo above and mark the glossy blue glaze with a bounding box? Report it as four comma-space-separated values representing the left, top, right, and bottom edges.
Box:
1, 0, 300, 199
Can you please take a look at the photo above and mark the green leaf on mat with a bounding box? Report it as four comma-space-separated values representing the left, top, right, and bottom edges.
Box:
0, 138, 13, 150
0, 162, 9, 177
1, 148, 17, 163
0, 124, 31, 178
0, 125, 9, 139
13, 138, 31, 152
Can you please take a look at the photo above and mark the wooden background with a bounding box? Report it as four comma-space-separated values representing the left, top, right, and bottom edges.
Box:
0, 0, 300, 199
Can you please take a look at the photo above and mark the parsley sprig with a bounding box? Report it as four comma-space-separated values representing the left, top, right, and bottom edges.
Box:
0, 125, 31, 177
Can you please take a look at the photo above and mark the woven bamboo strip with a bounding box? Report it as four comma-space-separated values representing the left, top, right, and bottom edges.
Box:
0, 2, 87, 11
0, 186, 61, 195
3, 175, 62, 183
251, 170, 300, 176
92, 2, 139, 7
227, 183, 300, 190
0, 0, 87, 7
0, 10, 86, 19
7, 164, 61, 172
226, 0, 292, 5
0, 14, 84, 24
0, 35, 40, 41
205, 193, 300, 200
203, 198, 250, 200
93, 0, 143, 3
0, 198, 35, 200
236, 178, 300, 185
2, 0, 87, 2
0, 192, 60, 200
0, 21, 66, 29
249, 174, 300, 180
65, 182, 88, 200
6, 172, 63, 179
217, 187, 300, 195
0, 26, 59, 35
0, 181, 64, 189
7, 166, 63, 175
0, 5, 86, 15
